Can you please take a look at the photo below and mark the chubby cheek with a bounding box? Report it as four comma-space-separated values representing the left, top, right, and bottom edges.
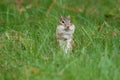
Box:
63, 27, 67, 30
69, 26, 75, 31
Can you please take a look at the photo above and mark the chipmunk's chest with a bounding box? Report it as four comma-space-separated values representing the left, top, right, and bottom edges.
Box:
57, 25, 75, 34
56, 25, 75, 40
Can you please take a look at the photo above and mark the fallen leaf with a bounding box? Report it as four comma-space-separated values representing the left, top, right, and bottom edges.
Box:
29, 67, 40, 74
98, 26, 103, 32
112, 31, 118, 36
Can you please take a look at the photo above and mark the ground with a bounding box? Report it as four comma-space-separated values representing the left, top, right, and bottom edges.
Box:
0, 0, 120, 80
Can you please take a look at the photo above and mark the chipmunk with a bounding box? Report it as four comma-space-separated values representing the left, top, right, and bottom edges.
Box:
56, 16, 75, 53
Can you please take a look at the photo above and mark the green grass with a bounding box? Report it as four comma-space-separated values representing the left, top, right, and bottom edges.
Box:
0, 0, 120, 80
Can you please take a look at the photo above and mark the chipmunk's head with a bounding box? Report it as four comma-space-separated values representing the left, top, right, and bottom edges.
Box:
59, 16, 71, 31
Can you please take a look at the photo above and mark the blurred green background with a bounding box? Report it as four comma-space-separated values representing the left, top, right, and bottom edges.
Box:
0, 0, 120, 80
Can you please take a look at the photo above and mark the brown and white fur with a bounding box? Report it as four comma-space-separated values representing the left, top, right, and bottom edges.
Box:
56, 16, 75, 53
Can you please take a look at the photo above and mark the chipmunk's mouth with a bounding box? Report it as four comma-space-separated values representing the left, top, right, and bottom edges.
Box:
65, 28, 73, 31
64, 26, 70, 31
64, 28, 70, 31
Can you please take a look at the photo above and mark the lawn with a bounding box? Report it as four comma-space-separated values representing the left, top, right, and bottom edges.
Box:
0, 0, 120, 80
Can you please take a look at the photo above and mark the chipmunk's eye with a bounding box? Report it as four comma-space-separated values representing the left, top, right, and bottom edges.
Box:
62, 20, 65, 23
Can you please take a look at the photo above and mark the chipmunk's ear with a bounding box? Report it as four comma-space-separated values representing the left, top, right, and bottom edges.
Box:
60, 16, 63, 20
67, 15, 71, 20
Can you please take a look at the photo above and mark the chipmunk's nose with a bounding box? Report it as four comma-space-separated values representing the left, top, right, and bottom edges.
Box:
67, 26, 69, 29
